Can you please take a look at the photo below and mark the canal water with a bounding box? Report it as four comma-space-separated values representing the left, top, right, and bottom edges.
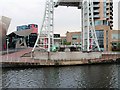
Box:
2, 64, 120, 88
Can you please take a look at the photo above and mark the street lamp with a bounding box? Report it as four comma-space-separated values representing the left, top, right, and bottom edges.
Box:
6, 38, 9, 60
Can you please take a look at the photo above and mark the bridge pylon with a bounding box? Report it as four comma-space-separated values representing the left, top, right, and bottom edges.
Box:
32, 0, 54, 53
82, 0, 100, 51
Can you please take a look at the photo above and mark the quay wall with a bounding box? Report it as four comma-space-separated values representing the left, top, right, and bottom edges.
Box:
34, 51, 102, 60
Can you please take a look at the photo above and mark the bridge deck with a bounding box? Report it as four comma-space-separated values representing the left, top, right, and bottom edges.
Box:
54, 0, 83, 9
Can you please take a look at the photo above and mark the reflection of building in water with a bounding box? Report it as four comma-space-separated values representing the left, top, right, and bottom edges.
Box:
0, 16, 11, 50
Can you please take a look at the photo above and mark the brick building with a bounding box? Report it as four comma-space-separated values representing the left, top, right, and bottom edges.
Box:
66, 31, 82, 45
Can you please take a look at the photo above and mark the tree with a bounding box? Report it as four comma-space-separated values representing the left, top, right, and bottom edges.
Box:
117, 43, 120, 50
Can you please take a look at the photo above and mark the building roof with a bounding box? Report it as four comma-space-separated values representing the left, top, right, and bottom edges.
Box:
9, 28, 34, 37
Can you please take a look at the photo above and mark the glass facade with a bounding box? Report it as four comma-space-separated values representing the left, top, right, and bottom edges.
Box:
94, 20, 103, 26
94, 20, 108, 26
96, 30, 104, 50
112, 34, 120, 40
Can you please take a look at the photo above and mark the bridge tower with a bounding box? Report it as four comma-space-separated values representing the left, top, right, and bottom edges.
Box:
32, 0, 54, 52
82, 0, 100, 51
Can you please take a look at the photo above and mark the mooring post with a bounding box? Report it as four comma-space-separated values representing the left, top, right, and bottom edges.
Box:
48, 52, 50, 60
31, 51, 33, 58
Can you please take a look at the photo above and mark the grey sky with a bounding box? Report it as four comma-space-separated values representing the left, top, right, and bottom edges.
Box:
0, 0, 119, 36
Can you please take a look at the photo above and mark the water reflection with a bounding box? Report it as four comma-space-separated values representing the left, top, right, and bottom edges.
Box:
2, 64, 119, 88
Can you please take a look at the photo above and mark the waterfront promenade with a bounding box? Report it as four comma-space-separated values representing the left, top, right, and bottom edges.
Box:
0, 48, 120, 68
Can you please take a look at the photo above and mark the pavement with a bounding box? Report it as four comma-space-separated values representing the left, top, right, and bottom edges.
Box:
1, 48, 33, 62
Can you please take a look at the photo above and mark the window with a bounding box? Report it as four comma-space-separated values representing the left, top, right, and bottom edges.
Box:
103, 20, 107, 25
96, 30, 104, 49
72, 35, 79, 40
54, 34, 60, 38
112, 34, 120, 39
94, 20, 103, 26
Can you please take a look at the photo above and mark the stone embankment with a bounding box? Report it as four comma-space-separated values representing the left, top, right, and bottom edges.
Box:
1, 49, 120, 68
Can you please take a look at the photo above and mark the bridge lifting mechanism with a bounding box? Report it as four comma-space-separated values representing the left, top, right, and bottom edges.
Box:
32, 0, 100, 53
32, 0, 54, 52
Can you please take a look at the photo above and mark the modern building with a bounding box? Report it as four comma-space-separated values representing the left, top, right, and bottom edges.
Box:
118, 1, 120, 29
66, 31, 82, 45
111, 30, 120, 50
8, 24, 38, 49
82, 0, 113, 51
0, 16, 11, 51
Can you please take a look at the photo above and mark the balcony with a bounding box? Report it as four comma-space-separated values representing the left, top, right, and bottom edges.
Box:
110, 6, 113, 10
106, 5, 109, 9
110, 22, 113, 25
94, 10, 99, 13
110, 2, 113, 5
110, 5, 113, 8
94, 15, 100, 18
93, 2, 100, 4
110, 20, 113, 23
110, 12, 113, 16
110, 23, 113, 27
110, 16, 113, 19
106, 10, 109, 14
106, 15, 109, 18
106, 2, 109, 5
93, 4, 100, 8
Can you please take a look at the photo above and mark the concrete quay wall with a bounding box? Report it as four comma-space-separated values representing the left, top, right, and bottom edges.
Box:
34, 51, 102, 60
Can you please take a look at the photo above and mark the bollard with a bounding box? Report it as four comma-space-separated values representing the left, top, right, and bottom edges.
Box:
11, 57, 12, 62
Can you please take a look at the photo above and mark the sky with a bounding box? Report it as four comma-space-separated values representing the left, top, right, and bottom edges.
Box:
0, 0, 119, 36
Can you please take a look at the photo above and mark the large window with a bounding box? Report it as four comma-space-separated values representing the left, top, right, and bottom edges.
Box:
112, 34, 120, 40
96, 30, 104, 50
94, 20, 103, 26
72, 35, 79, 40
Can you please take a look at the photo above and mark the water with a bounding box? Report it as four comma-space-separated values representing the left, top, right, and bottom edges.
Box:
2, 64, 120, 88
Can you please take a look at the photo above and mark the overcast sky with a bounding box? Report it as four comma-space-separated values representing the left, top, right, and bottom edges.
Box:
0, 0, 119, 36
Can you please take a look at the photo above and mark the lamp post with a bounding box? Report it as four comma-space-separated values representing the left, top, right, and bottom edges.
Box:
6, 38, 9, 60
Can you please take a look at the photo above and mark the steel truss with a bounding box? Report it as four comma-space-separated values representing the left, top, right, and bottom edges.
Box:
82, 0, 100, 51
32, 0, 54, 52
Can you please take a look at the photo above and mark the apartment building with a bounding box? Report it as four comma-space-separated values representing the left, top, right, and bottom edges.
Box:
82, 0, 113, 51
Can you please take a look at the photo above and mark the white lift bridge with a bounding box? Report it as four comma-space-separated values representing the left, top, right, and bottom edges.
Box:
32, 0, 100, 53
